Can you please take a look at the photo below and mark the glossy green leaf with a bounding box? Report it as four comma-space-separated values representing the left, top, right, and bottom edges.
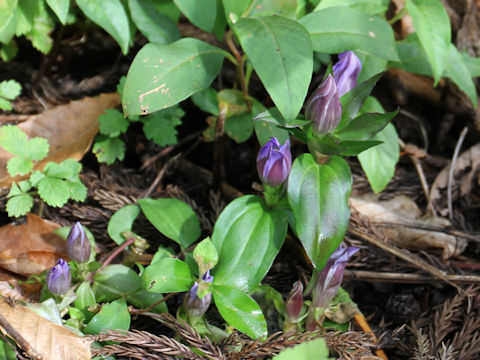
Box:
76, 0, 131, 54
233, 16, 312, 121
356, 53, 387, 83
142, 257, 194, 293
300, 6, 398, 61
173, 0, 217, 32
335, 110, 398, 141
274, 338, 330, 359
221, 0, 251, 23
108, 204, 140, 244
92, 264, 142, 302
213, 284, 267, 339
138, 198, 201, 248
287, 154, 351, 269
74, 281, 96, 320
249, 0, 297, 18
46, 0, 70, 24
193, 237, 218, 275
315, 0, 388, 14
128, 0, 180, 44
253, 109, 290, 146
123, 38, 225, 116
212, 195, 287, 293
391, 35, 433, 76
127, 289, 168, 313
463, 52, 480, 77
444, 43, 478, 108
84, 299, 131, 334
192, 87, 220, 115
406, 0, 450, 84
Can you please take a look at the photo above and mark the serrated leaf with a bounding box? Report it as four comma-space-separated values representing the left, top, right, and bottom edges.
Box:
69, 181, 87, 201
18, 180, 31, 192
43, 160, 78, 180
406, 0, 450, 85
0, 40, 18, 62
0, 80, 21, 100
287, 154, 351, 269
213, 285, 267, 339
92, 135, 125, 165
138, 198, 201, 248
6, 194, 34, 217
7, 182, 22, 197
29, 170, 45, 187
15, 0, 35, 36
123, 38, 225, 116
0, 125, 28, 157
0, 0, 17, 44
7, 157, 32, 176
299, 6, 398, 61
142, 257, 194, 293
108, 204, 141, 245
98, 109, 129, 136
233, 16, 312, 121
173, 0, 217, 32
128, 0, 180, 44
143, 113, 181, 146
37, 177, 70, 207
0, 98, 12, 111
25, 137, 49, 161
76, 0, 131, 54
26, 0, 55, 54
46, 0, 70, 24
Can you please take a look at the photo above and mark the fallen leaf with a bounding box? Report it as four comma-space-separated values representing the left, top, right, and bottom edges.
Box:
0, 214, 68, 276
0, 296, 92, 360
350, 195, 467, 259
0, 93, 120, 188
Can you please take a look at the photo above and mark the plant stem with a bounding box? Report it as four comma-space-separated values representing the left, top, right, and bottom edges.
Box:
90, 237, 135, 280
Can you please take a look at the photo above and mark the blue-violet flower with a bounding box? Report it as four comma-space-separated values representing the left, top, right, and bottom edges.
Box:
332, 51, 362, 97
185, 270, 213, 319
67, 221, 91, 263
47, 259, 71, 295
256, 138, 292, 187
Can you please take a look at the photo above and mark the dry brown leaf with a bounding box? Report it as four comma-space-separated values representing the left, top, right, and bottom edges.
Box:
0, 214, 68, 276
0, 93, 120, 188
350, 195, 467, 259
0, 296, 91, 359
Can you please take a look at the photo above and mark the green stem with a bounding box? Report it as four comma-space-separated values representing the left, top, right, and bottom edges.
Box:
388, 7, 407, 25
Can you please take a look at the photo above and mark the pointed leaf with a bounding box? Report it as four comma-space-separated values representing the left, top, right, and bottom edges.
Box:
173, 0, 217, 32
108, 204, 141, 245
335, 110, 398, 141
142, 257, 194, 293
84, 299, 131, 334
46, 0, 70, 24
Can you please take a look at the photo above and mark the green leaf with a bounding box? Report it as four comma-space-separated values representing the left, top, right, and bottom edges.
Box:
15, 0, 35, 36
123, 38, 225, 116
192, 87, 220, 115
43, 159, 81, 180
315, 0, 388, 14
25, 0, 55, 54
233, 16, 312, 121
193, 237, 218, 275
221, 0, 251, 23
0, 0, 17, 44
212, 195, 287, 293
335, 110, 398, 141
391, 35, 433, 76
173, 0, 217, 32
7, 182, 22, 197
406, 0, 450, 85
212, 284, 267, 339
253, 108, 290, 146
6, 194, 33, 217
444, 44, 478, 108
142, 257, 194, 293
46, 0, 70, 24
76, 0, 131, 54
37, 177, 70, 207
359, 123, 399, 193
84, 299, 131, 334
24, 137, 49, 161
126, 289, 168, 313
98, 109, 129, 137
108, 204, 141, 245
92, 264, 142, 302
29, 171, 45, 187
0, 338, 16, 360
355, 52, 387, 83
143, 112, 181, 146
0, 98, 12, 111
151, 247, 174, 264
7, 157, 32, 176
287, 154, 351, 269
249, 0, 297, 18
128, 0, 180, 44
0, 125, 27, 157
273, 338, 330, 360
299, 6, 398, 61
0, 40, 18, 62
74, 281, 96, 321
92, 135, 125, 165
138, 198, 201, 248
0, 80, 21, 100
462, 52, 480, 77
68, 180, 87, 202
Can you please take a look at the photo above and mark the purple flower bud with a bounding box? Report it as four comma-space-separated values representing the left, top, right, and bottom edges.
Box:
305, 75, 342, 135
47, 259, 71, 295
256, 138, 292, 187
185, 270, 213, 319
332, 51, 362, 97
67, 222, 91, 263
285, 280, 303, 322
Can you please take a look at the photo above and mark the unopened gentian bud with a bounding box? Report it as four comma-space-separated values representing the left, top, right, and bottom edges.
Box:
332, 51, 362, 97
305, 75, 342, 135
185, 270, 213, 319
47, 259, 71, 295
285, 280, 304, 322
67, 222, 91, 263
256, 138, 292, 187
306, 245, 359, 330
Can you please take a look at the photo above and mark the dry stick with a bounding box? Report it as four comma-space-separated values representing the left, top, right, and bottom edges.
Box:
0, 313, 43, 360
348, 227, 464, 292
344, 270, 480, 284
448, 126, 468, 222
141, 154, 181, 199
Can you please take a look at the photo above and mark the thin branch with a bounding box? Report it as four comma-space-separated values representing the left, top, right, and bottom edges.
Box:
448, 126, 468, 222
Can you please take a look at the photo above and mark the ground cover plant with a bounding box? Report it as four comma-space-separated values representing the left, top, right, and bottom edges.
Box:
0, 0, 480, 359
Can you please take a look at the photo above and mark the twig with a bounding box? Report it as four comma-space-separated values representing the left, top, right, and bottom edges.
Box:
141, 154, 181, 199
344, 270, 480, 284
0, 313, 43, 360
448, 126, 468, 222
129, 292, 176, 315
90, 237, 135, 279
